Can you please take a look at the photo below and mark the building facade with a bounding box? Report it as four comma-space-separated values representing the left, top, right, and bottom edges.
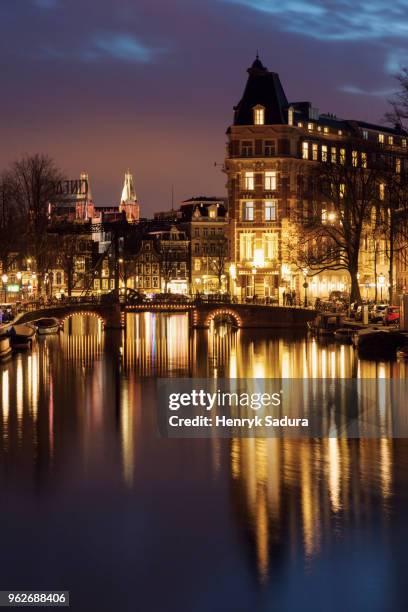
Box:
179, 197, 229, 294
225, 56, 408, 302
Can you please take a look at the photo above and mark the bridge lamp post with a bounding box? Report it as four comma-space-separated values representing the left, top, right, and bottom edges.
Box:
302, 268, 309, 308
229, 263, 236, 298
378, 273, 385, 302
251, 268, 256, 299
1, 274, 8, 303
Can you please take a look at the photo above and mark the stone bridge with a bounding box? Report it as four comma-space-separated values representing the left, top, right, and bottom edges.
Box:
15, 300, 316, 330
191, 302, 316, 329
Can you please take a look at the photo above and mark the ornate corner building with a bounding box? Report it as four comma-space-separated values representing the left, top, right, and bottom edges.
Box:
225, 56, 408, 302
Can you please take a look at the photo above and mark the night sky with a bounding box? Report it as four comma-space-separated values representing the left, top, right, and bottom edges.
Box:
1, 0, 407, 215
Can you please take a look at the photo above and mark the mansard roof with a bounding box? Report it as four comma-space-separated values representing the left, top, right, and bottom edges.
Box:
233, 56, 288, 126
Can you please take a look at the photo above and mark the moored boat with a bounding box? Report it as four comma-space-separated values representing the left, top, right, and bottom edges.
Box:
34, 317, 60, 335
308, 313, 345, 337
0, 335, 12, 362
354, 328, 407, 356
334, 328, 354, 343
9, 324, 36, 350
396, 345, 408, 360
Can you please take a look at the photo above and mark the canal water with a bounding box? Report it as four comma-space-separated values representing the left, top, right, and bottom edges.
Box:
0, 313, 408, 612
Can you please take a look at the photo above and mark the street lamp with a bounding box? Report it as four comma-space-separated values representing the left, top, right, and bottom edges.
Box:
302, 268, 309, 308
379, 273, 385, 301
1, 273, 8, 303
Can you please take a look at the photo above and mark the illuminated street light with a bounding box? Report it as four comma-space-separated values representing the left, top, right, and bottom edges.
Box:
302, 268, 309, 307
378, 273, 385, 301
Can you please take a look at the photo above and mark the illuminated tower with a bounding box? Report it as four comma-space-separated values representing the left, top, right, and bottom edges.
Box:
120, 170, 140, 222
76, 172, 95, 220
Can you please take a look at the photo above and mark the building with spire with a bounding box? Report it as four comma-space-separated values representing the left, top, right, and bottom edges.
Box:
119, 170, 140, 222
75, 172, 95, 221
225, 56, 408, 302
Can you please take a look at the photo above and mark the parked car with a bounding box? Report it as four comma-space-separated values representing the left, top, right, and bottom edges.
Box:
370, 303, 388, 323
384, 306, 400, 326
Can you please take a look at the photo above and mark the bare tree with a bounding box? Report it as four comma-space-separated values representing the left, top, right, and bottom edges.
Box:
377, 164, 408, 302
289, 144, 381, 303
9, 154, 63, 295
0, 171, 24, 275
385, 68, 408, 129
209, 235, 228, 292
56, 235, 79, 298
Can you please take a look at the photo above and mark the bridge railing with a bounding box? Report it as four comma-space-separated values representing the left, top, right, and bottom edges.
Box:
13, 293, 316, 320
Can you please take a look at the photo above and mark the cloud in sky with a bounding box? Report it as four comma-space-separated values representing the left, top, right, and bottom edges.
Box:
39, 33, 164, 63
339, 84, 396, 97
221, 0, 408, 42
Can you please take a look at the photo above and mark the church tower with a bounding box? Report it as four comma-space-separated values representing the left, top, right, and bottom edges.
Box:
120, 170, 140, 222
76, 171, 95, 220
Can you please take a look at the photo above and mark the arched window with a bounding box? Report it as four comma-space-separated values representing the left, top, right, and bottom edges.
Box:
253, 105, 265, 125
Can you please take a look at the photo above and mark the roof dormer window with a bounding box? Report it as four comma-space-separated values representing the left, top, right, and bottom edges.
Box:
253, 105, 265, 125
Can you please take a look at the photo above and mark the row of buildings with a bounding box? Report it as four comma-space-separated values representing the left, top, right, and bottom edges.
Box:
3, 56, 408, 303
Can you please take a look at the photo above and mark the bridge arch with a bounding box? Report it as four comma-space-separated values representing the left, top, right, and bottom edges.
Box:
60, 310, 106, 327
204, 308, 242, 328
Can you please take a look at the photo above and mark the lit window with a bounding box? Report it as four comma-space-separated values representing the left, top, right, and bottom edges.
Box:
244, 201, 254, 221
322, 145, 328, 162
322, 209, 327, 222
403, 138, 407, 148
244, 171, 254, 190
288, 107, 294, 126
240, 233, 254, 260
312, 143, 318, 160
324, 126, 329, 134
194, 259, 201, 271
363, 130, 368, 140
308, 123, 313, 131
264, 171, 277, 190
264, 233, 278, 259
361, 152, 367, 168
378, 133, 384, 144
253, 106, 265, 125
352, 150, 358, 166
264, 140, 275, 156
340, 148, 346, 164
302, 142, 309, 160
339, 183, 345, 198
379, 183, 385, 201
388, 135, 394, 145
265, 200, 277, 221
338, 130, 343, 136
298, 122, 303, 128
331, 147, 337, 163
317, 125, 322, 132
396, 158, 401, 173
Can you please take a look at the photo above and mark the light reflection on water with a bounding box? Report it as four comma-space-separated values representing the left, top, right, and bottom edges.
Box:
0, 313, 407, 611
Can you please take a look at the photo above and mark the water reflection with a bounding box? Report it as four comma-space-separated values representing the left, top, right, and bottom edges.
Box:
0, 313, 407, 610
